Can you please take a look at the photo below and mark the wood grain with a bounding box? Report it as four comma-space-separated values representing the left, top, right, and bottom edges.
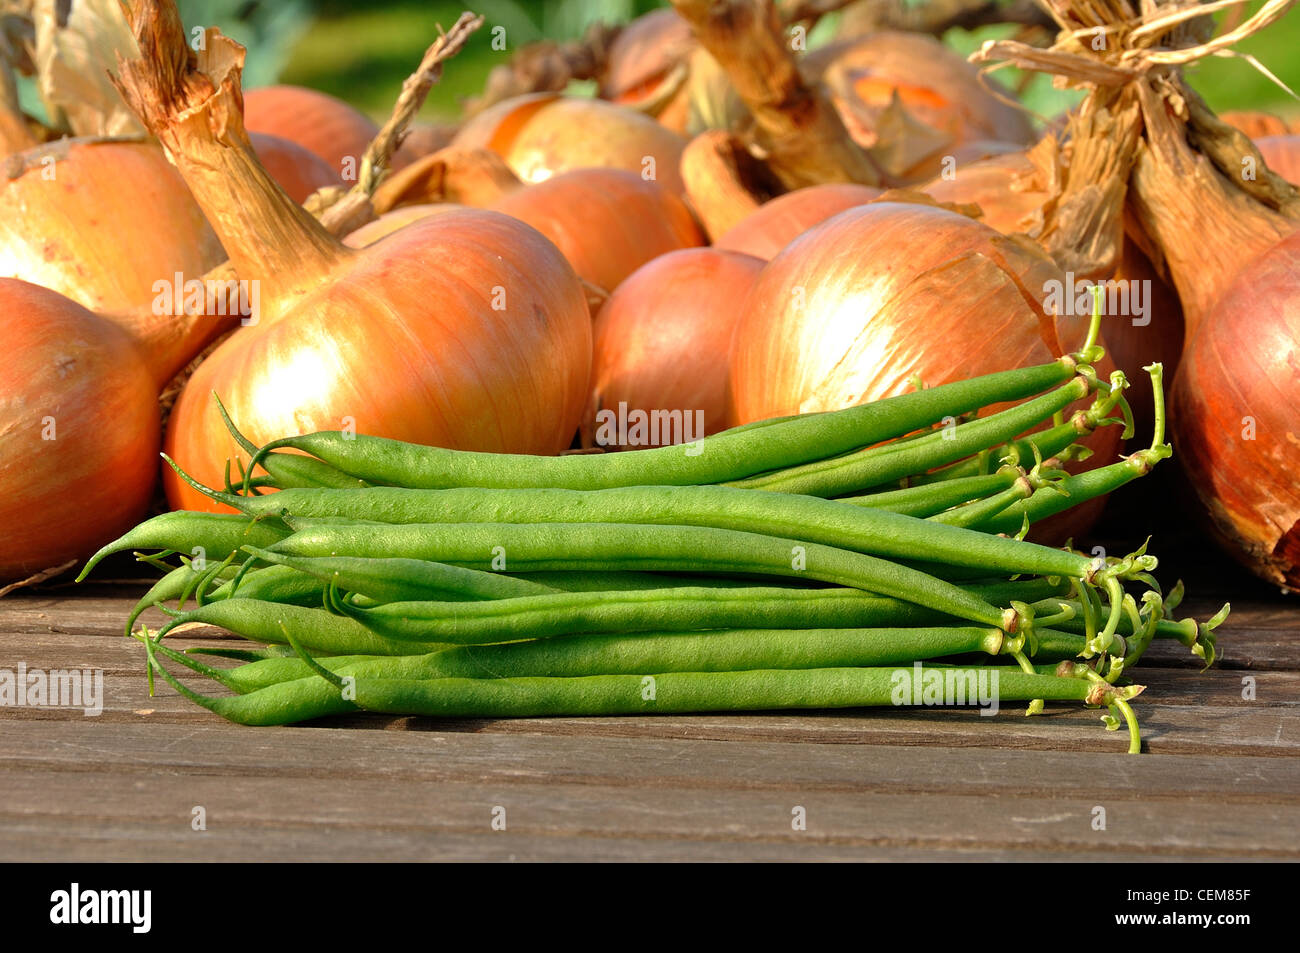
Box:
0, 585, 1295, 861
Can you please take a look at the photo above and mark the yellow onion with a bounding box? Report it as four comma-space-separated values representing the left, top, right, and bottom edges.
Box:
243, 85, 378, 177
114, 9, 592, 513
1254, 135, 1300, 186
729, 202, 1118, 539
0, 138, 227, 387
492, 168, 704, 293
343, 204, 465, 248
600, 7, 694, 133
804, 31, 1033, 183
713, 183, 883, 260
584, 248, 764, 449
453, 93, 689, 197
249, 131, 342, 204
0, 279, 159, 581
1172, 229, 1300, 591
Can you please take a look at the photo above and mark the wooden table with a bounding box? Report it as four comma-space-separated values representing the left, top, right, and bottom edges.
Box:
2, 567, 1296, 862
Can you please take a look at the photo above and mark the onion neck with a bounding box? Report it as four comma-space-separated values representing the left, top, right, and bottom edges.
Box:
113, 1, 348, 314
1129, 75, 1299, 338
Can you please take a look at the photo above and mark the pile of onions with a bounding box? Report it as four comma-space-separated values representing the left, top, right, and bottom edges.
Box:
599, 7, 694, 134
452, 93, 689, 197
243, 84, 379, 175
729, 201, 1119, 538
249, 132, 342, 204
713, 183, 882, 260
0, 138, 227, 385
802, 31, 1033, 183
1172, 229, 1300, 591
584, 248, 763, 449
0, 279, 159, 581
492, 168, 704, 292
115, 9, 592, 513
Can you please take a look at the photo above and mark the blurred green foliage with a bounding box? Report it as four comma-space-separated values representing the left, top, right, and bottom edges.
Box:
266, 0, 1298, 124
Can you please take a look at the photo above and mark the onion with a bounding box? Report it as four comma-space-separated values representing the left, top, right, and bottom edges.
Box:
249, 131, 342, 204
730, 203, 1078, 420
115, 7, 592, 513
0, 279, 159, 581
1220, 110, 1294, 139
728, 202, 1118, 538
920, 151, 1043, 234
492, 168, 704, 292
713, 183, 883, 260
600, 8, 694, 133
1172, 228, 1300, 591
584, 248, 764, 449
243, 84, 379, 176
343, 204, 464, 248
453, 93, 689, 197
0, 138, 227, 386
803, 31, 1033, 182
1254, 135, 1300, 186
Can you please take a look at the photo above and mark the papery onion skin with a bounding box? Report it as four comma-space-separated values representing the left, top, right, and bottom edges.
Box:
1253, 135, 1300, 186
600, 8, 694, 134
454, 94, 689, 198
164, 210, 593, 513
713, 183, 883, 261
805, 32, 1034, 158
585, 248, 764, 450
243, 85, 379, 177
492, 168, 704, 293
249, 131, 343, 204
920, 151, 1044, 235
1172, 229, 1300, 592
0, 280, 160, 580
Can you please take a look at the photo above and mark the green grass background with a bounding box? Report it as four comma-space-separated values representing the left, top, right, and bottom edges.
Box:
190, 0, 1298, 123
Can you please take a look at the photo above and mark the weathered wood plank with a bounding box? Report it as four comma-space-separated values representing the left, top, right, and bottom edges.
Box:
3, 722, 1296, 801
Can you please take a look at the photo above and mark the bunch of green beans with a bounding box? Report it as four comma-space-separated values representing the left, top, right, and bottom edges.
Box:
82, 311, 1228, 754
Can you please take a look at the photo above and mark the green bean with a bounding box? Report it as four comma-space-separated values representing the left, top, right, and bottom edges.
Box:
726, 376, 1094, 497
167, 624, 1025, 694
272, 521, 1050, 629
143, 632, 1136, 731
927, 459, 1066, 529
125, 561, 216, 636
242, 548, 559, 603
837, 471, 1014, 515
507, 571, 805, 592
334, 579, 1066, 645
977, 365, 1171, 536
214, 395, 368, 491
78, 512, 289, 581
335, 572, 1066, 647
195, 481, 1103, 581
204, 564, 328, 607
245, 360, 1079, 491
156, 600, 448, 655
